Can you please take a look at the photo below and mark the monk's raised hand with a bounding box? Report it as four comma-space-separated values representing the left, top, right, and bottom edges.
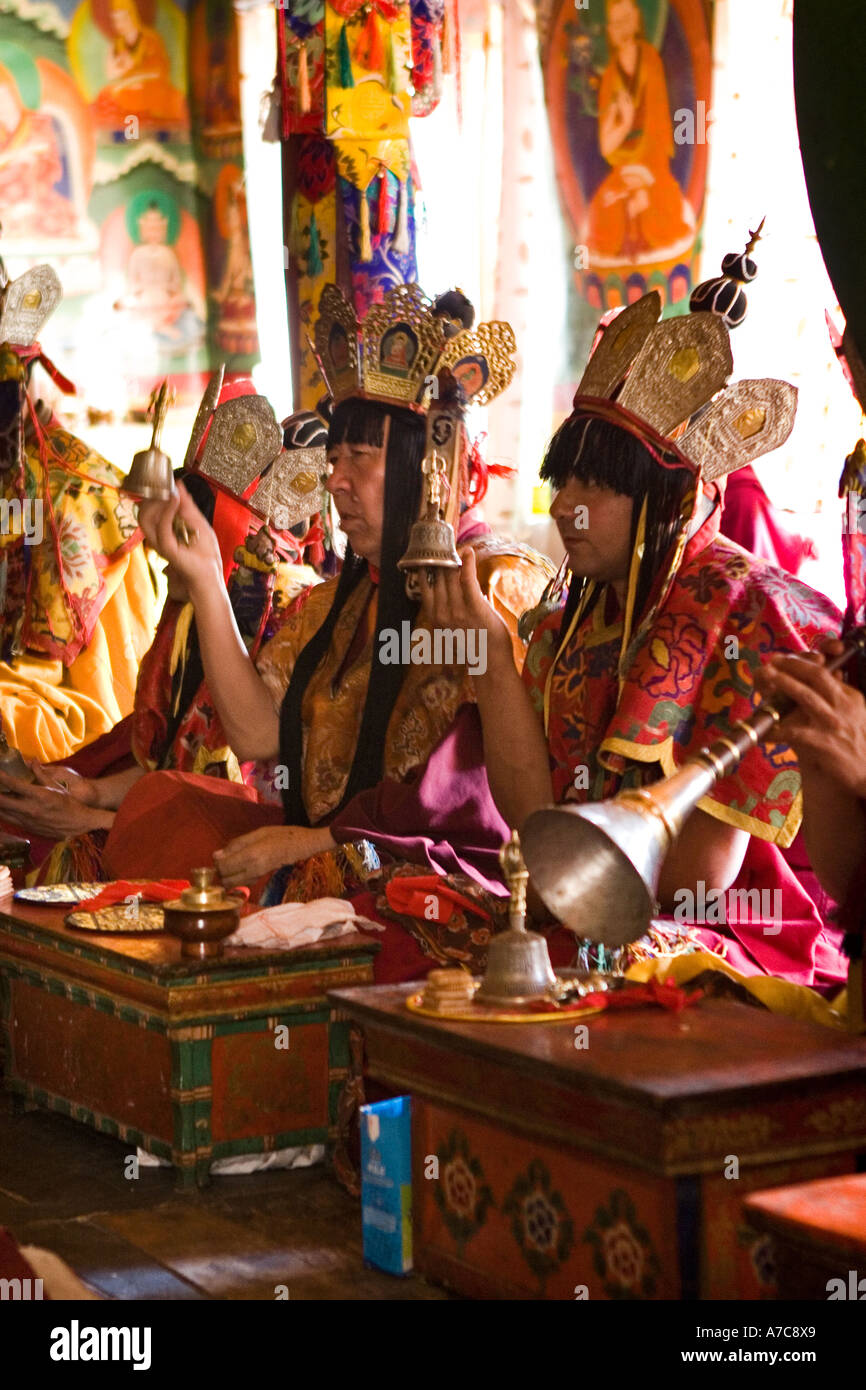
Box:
420, 548, 508, 637
756, 649, 866, 797
137, 483, 221, 593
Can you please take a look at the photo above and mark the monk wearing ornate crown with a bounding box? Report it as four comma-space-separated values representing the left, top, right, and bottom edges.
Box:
353, 237, 850, 1006
0, 384, 323, 880
0, 258, 160, 769
105, 285, 551, 976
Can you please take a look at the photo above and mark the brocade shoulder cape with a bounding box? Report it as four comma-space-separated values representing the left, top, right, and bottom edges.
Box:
522, 510, 841, 847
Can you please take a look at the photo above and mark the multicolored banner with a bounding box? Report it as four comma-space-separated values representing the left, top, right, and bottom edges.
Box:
279, 0, 448, 409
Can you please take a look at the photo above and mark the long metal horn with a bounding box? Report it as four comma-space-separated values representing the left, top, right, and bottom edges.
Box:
522, 626, 866, 947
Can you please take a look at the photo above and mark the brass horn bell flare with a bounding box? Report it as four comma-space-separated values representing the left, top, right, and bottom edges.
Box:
521, 801, 663, 948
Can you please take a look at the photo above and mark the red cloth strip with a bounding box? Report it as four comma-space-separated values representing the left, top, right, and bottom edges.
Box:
384, 873, 492, 924
77, 880, 190, 910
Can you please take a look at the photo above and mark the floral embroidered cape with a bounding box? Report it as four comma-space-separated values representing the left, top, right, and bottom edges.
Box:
522, 507, 841, 847
0, 423, 142, 666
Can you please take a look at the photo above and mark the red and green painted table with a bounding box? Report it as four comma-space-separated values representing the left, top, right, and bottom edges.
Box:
0, 901, 378, 1187
329, 984, 866, 1300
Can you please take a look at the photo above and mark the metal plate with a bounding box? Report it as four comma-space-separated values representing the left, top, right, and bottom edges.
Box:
66, 904, 165, 933
405, 991, 604, 1024
15, 883, 104, 904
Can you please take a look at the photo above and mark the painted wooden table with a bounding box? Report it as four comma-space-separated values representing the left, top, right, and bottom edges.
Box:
329, 984, 866, 1300
743, 1174, 866, 1300
0, 900, 378, 1187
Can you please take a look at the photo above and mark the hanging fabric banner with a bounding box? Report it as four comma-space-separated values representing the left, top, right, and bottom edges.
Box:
536, 0, 713, 378
278, 0, 455, 408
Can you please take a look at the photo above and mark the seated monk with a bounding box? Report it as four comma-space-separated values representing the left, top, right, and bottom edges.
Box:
93, 284, 552, 979
0, 263, 160, 764
0, 394, 323, 880
334, 278, 848, 995
92, 0, 188, 132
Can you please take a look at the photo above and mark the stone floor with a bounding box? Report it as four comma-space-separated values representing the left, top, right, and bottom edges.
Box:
0, 1095, 450, 1300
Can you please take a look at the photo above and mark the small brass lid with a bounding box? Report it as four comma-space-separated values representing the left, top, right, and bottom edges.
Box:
166, 867, 241, 913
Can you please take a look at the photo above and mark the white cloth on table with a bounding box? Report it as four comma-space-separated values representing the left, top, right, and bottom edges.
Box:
233, 896, 384, 949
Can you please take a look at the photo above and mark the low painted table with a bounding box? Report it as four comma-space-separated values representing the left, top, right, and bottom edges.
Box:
0, 901, 378, 1187
330, 984, 866, 1300
743, 1174, 866, 1299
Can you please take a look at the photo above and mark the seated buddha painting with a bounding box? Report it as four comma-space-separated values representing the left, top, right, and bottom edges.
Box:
68, 0, 188, 139
101, 187, 207, 374
0, 40, 96, 249
543, 0, 711, 312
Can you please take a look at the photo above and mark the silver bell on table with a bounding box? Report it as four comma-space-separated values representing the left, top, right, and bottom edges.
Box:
475, 830, 556, 1004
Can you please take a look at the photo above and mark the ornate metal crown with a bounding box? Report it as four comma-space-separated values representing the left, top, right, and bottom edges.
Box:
313, 282, 517, 412
0, 265, 62, 347
573, 226, 797, 480
187, 374, 326, 532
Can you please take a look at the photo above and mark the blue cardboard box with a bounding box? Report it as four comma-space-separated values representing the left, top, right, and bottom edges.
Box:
360, 1095, 412, 1275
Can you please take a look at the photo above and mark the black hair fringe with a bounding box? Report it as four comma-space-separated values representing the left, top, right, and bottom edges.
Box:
544, 415, 693, 638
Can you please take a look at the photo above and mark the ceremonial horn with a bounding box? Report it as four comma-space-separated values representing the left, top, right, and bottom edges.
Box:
522, 626, 866, 947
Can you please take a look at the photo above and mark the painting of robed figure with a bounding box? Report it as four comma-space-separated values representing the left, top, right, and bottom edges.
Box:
542, 0, 711, 318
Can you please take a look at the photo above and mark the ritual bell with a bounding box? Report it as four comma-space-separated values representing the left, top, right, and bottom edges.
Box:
398, 451, 461, 598
475, 830, 557, 1004
121, 380, 175, 501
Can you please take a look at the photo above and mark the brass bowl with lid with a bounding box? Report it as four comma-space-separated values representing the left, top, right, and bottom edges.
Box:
162, 867, 245, 959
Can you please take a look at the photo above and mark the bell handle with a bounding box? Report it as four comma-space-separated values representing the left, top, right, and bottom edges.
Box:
148, 380, 173, 452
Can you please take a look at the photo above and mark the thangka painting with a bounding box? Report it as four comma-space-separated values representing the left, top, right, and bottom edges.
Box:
539, 0, 712, 380
0, 0, 258, 412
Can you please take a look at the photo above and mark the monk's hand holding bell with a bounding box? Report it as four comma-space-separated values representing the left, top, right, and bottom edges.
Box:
137, 482, 221, 595
418, 546, 514, 676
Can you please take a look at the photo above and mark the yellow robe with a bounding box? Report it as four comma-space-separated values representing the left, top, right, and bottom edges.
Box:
0, 544, 158, 761
0, 422, 160, 761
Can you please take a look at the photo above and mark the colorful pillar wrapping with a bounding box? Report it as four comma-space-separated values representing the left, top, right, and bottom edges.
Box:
278, 0, 451, 409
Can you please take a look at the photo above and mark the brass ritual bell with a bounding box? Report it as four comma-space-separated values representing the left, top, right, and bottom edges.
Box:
398, 451, 461, 599
475, 830, 557, 1005
122, 380, 195, 547
122, 380, 175, 500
